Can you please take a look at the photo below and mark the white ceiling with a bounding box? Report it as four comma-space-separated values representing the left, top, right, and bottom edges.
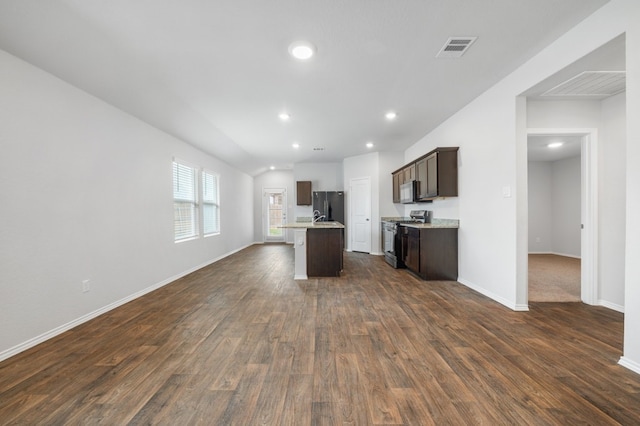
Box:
525, 34, 625, 162
527, 135, 583, 162
0, 0, 610, 176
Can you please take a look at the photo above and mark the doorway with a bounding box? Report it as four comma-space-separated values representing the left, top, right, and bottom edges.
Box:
527, 129, 598, 304
350, 177, 371, 253
263, 188, 287, 243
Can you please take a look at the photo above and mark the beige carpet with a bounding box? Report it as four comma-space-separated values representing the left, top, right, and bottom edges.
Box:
529, 254, 581, 302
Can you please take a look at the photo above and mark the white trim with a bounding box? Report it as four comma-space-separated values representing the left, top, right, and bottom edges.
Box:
619, 357, 640, 375
528, 251, 581, 259
262, 187, 287, 243
526, 128, 598, 306
458, 278, 529, 311
349, 176, 372, 253
580, 131, 599, 305
0, 244, 253, 363
599, 300, 624, 313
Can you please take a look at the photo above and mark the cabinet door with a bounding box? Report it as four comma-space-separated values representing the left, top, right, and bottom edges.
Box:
404, 164, 415, 183
296, 181, 312, 205
415, 158, 428, 199
403, 227, 420, 273
425, 153, 438, 198
392, 172, 401, 203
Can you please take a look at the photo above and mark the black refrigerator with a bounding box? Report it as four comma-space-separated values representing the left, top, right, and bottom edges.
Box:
312, 191, 344, 223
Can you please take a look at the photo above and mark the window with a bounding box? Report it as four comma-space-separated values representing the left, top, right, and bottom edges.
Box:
173, 160, 198, 241
202, 170, 220, 235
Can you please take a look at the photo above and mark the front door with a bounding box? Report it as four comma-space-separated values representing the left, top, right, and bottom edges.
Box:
263, 188, 287, 242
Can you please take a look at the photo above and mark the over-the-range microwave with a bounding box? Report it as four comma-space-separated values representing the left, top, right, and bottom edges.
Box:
400, 180, 417, 204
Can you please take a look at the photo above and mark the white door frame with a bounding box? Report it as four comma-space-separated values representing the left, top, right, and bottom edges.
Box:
262, 187, 287, 243
527, 128, 599, 305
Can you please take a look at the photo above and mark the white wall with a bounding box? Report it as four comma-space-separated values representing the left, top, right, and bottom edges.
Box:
292, 162, 343, 221
252, 170, 295, 244
0, 49, 254, 360
401, 0, 640, 371
600, 93, 627, 308
528, 156, 581, 257
528, 161, 553, 253
623, 8, 640, 373
551, 156, 581, 257
378, 151, 406, 218
341, 151, 406, 254
343, 152, 379, 253
527, 95, 626, 309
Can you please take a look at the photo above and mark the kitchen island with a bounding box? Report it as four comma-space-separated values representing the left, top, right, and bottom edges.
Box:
281, 222, 345, 279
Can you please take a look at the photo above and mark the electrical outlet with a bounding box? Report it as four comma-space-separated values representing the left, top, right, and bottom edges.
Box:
82, 279, 90, 293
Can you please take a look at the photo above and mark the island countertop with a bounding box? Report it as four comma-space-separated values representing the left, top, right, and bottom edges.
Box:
281, 221, 345, 229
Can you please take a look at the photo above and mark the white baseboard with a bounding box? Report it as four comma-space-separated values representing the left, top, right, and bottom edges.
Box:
457, 277, 528, 311
0, 244, 253, 363
528, 251, 581, 259
619, 356, 640, 375
598, 300, 624, 313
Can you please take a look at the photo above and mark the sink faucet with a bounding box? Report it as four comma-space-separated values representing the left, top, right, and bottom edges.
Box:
312, 210, 325, 222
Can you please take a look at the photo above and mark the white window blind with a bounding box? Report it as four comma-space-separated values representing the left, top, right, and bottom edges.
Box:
173, 161, 197, 241
202, 170, 220, 235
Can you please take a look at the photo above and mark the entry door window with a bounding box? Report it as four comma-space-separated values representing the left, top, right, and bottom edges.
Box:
264, 189, 286, 242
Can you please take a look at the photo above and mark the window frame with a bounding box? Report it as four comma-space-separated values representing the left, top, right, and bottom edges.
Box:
201, 169, 220, 237
172, 159, 199, 242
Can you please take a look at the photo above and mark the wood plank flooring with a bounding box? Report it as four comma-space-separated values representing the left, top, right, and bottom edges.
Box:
1, 244, 639, 424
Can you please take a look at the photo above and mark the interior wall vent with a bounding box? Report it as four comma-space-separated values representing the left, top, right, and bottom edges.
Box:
542, 71, 626, 97
436, 37, 477, 58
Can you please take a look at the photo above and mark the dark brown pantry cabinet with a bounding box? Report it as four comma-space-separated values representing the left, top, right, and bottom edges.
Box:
401, 226, 458, 281
296, 181, 312, 205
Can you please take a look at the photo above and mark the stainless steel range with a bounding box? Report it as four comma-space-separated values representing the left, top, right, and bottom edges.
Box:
381, 210, 432, 268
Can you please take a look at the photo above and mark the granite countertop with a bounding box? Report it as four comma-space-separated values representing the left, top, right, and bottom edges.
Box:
281, 221, 345, 229
401, 219, 459, 229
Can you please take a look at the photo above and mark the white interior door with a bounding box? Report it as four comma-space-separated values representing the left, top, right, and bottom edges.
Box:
263, 188, 287, 242
350, 177, 371, 253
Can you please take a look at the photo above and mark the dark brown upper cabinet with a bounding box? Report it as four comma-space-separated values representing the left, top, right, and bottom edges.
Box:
296, 181, 312, 205
392, 172, 401, 203
416, 147, 458, 201
392, 147, 458, 204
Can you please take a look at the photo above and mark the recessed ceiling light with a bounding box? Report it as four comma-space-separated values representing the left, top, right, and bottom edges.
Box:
292, 143, 300, 149
288, 41, 315, 60
548, 142, 564, 148
270, 166, 275, 170
366, 142, 374, 148
385, 111, 397, 120
279, 112, 290, 121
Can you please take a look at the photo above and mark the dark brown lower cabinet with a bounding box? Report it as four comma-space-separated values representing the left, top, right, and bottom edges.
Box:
402, 227, 420, 272
401, 226, 458, 280
306, 228, 344, 277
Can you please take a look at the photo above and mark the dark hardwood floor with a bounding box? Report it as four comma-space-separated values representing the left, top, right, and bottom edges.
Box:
1, 244, 639, 424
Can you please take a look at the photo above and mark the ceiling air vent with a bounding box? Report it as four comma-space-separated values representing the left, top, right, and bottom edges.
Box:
542, 71, 626, 97
436, 37, 477, 58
